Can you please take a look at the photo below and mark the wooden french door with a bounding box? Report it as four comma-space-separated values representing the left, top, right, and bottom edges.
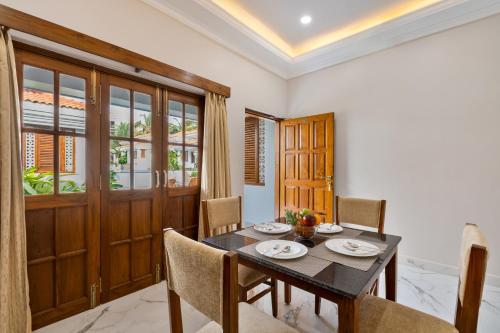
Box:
279, 113, 335, 223
16, 50, 100, 329
163, 92, 203, 240
16, 48, 204, 328
100, 74, 162, 302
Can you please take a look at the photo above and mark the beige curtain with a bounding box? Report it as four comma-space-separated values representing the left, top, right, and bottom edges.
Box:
198, 92, 232, 240
0, 28, 32, 333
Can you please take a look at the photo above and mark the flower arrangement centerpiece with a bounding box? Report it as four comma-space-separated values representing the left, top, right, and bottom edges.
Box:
285, 208, 316, 239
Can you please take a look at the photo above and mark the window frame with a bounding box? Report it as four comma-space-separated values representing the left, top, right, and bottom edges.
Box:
17, 51, 90, 196
166, 92, 203, 191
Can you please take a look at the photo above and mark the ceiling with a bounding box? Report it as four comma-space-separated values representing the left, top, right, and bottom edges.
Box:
143, 0, 500, 78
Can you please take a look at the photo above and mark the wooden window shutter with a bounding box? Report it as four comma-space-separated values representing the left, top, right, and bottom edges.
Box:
35, 134, 54, 173
245, 116, 259, 184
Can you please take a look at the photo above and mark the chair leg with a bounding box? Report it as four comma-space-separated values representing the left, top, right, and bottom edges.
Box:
315, 295, 321, 315
239, 286, 248, 302
373, 279, 379, 296
284, 283, 291, 304
271, 278, 278, 317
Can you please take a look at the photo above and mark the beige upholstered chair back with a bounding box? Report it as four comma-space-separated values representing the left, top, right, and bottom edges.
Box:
455, 224, 488, 332
202, 196, 242, 237
336, 196, 386, 233
163, 229, 226, 324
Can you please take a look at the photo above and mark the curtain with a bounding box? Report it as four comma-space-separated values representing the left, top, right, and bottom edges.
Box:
198, 92, 232, 240
0, 28, 32, 333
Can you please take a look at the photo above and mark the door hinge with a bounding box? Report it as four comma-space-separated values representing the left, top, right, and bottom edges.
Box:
90, 283, 97, 309
155, 263, 161, 284
99, 277, 102, 293
99, 175, 102, 191
90, 69, 97, 105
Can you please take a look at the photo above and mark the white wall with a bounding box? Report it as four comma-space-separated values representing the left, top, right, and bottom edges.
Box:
244, 119, 275, 225
2, 0, 287, 198
287, 14, 500, 278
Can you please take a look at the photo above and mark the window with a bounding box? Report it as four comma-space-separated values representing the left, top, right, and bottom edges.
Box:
245, 116, 265, 185
108, 88, 153, 190
21, 65, 86, 195
167, 95, 200, 188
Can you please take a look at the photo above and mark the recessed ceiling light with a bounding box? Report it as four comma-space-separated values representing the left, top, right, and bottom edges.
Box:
300, 15, 312, 25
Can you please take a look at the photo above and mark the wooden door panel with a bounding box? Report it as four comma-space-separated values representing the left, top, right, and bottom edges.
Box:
163, 92, 203, 243
26, 203, 94, 327
26, 209, 55, 260
280, 113, 334, 222
165, 196, 183, 230
132, 240, 152, 278
100, 74, 162, 302
298, 187, 310, 209
16, 50, 100, 329
27, 261, 55, 314
131, 200, 152, 236
59, 255, 86, 304
298, 153, 310, 180
313, 120, 326, 149
285, 154, 296, 179
298, 123, 310, 150
285, 125, 296, 150
313, 153, 326, 179
110, 244, 130, 286
56, 206, 86, 253
284, 186, 297, 209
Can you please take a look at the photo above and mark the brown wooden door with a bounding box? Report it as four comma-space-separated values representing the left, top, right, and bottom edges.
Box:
279, 113, 334, 223
100, 74, 162, 302
163, 92, 203, 240
16, 50, 100, 329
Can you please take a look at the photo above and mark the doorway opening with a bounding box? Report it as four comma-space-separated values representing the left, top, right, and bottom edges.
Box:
243, 109, 281, 225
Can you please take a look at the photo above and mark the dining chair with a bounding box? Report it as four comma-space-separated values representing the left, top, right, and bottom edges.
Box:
359, 223, 488, 333
202, 196, 278, 317
163, 228, 299, 333
313, 195, 386, 315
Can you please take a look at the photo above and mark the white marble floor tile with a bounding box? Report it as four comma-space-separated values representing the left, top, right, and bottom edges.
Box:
35, 263, 500, 333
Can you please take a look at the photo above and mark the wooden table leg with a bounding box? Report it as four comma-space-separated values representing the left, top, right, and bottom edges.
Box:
385, 249, 397, 301
338, 296, 360, 333
284, 282, 291, 304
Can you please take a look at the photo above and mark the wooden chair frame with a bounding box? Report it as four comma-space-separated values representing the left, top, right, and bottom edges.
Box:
314, 195, 387, 314
165, 228, 239, 333
201, 196, 278, 317
454, 224, 488, 333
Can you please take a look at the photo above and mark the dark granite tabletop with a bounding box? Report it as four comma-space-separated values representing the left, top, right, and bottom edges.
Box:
202, 226, 401, 299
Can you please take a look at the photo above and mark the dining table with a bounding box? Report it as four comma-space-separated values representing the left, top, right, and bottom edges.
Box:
202, 220, 402, 333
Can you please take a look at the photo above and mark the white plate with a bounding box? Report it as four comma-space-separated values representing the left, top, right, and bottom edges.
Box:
316, 223, 343, 234
256, 240, 308, 260
325, 238, 381, 257
253, 222, 292, 234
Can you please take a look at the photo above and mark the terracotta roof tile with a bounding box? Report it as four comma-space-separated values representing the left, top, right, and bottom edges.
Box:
23, 89, 85, 110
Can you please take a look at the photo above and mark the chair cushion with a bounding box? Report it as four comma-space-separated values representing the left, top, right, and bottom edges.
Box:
238, 264, 267, 288
197, 302, 299, 333
360, 295, 458, 333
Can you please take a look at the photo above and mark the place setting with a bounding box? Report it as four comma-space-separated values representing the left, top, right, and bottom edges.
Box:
234, 221, 293, 241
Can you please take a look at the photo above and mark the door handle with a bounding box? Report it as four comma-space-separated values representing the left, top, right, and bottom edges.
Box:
155, 170, 160, 188
163, 170, 167, 188
320, 176, 333, 191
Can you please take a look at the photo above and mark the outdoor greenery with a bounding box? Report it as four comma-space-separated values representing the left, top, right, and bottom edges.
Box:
168, 118, 197, 136
134, 113, 152, 136
110, 170, 123, 190
23, 167, 84, 195
168, 150, 181, 171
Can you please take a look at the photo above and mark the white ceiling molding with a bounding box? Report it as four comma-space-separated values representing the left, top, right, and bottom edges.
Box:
142, 0, 500, 79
